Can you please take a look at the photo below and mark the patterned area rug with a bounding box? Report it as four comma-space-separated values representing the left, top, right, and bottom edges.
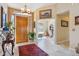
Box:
19, 44, 48, 56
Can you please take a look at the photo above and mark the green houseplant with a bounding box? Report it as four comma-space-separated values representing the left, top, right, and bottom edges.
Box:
28, 32, 36, 41
5, 22, 12, 28
5, 22, 15, 32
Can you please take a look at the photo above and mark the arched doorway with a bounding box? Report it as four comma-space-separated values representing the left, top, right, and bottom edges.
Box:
56, 11, 70, 48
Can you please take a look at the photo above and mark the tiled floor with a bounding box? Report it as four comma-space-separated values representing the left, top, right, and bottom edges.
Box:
36, 37, 78, 56
0, 37, 79, 56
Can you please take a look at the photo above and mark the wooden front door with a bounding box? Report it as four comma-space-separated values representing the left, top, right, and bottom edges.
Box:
16, 16, 28, 43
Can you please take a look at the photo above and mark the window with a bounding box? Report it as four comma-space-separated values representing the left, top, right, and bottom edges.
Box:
11, 15, 15, 27
3, 13, 6, 27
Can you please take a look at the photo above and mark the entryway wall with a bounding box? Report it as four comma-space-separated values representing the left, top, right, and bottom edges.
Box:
34, 4, 57, 44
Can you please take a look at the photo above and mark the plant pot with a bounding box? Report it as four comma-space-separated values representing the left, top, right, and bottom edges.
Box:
29, 39, 34, 42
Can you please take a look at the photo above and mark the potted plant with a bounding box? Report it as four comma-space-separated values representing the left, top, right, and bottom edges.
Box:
4, 22, 15, 32
3, 22, 12, 31
28, 32, 36, 42
5, 22, 12, 28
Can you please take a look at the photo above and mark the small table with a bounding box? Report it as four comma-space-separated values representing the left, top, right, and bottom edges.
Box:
1, 31, 15, 56
2, 40, 14, 56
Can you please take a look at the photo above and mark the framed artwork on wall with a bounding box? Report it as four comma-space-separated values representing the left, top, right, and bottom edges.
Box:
39, 9, 52, 19
75, 16, 79, 25
61, 20, 68, 27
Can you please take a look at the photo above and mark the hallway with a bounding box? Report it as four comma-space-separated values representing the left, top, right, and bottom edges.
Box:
0, 3, 79, 56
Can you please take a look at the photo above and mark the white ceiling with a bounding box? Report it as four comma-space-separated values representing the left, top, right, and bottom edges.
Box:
0, 3, 51, 11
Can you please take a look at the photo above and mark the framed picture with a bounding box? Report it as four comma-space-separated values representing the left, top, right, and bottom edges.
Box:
75, 16, 79, 25
39, 9, 52, 19
61, 20, 68, 27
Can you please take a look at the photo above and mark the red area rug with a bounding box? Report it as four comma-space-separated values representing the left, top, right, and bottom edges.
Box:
19, 44, 48, 56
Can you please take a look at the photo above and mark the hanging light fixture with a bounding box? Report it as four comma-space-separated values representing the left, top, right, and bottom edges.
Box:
21, 4, 32, 14
15, 4, 32, 16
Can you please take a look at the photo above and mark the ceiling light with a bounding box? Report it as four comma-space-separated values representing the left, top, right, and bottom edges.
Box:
15, 4, 32, 16
21, 4, 32, 14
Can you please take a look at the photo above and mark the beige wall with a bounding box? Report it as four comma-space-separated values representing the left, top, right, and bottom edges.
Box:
0, 6, 1, 27
69, 4, 79, 48
34, 4, 56, 43
34, 3, 79, 49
